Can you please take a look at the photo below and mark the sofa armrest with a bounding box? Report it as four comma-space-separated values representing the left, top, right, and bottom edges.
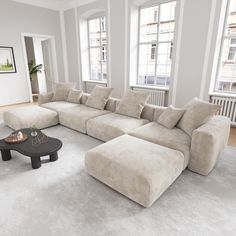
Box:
189, 116, 230, 175
38, 92, 54, 105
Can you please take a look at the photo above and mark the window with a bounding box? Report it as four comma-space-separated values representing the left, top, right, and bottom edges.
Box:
88, 16, 107, 81
216, 0, 236, 93
137, 1, 176, 87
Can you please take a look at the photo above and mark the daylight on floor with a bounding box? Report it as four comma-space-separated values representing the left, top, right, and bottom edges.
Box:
0, 0, 236, 235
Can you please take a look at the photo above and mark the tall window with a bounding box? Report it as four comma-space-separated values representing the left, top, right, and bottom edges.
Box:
88, 16, 107, 81
138, 1, 176, 87
216, 0, 236, 93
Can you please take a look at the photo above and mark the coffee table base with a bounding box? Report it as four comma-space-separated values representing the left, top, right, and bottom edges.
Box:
1, 150, 59, 169
1, 150, 12, 161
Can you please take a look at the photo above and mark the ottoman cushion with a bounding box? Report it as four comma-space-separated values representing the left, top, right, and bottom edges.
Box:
129, 122, 191, 168
87, 113, 149, 142
40, 101, 79, 112
59, 104, 110, 133
3, 106, 58, 130
85, 135, 184, 207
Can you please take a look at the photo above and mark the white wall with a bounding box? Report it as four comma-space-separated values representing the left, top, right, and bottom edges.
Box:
0, 0, 65, 106
63, 0, 224, 105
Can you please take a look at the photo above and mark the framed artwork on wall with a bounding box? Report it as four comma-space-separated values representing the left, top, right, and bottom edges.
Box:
0, 46, 17, 73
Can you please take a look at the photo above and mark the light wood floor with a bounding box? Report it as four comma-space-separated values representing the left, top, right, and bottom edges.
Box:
0, 102, 236, 147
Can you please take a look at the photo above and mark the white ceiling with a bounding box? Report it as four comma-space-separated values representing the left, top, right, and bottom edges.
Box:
12, 0, 96, 11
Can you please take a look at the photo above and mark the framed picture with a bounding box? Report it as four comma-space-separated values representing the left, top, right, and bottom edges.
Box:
0, 46, 16, 73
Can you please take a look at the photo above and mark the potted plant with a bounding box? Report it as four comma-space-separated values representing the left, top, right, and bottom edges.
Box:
28, 60, 43, 94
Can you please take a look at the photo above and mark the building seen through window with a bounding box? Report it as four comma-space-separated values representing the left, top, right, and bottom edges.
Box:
138, 1, 176, 87
88, 16, 107, 81
217, 0, 236, 93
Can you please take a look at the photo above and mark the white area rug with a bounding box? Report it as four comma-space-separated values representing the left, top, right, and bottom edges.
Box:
0, 121, 236, 236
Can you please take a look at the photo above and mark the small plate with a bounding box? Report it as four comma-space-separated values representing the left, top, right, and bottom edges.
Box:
4, 133, 28, 144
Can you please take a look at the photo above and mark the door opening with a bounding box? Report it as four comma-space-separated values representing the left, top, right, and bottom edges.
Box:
23, 34, 57, 102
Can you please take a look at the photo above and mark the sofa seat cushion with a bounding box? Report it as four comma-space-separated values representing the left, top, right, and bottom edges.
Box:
129, 122, 191, 168
87, 113, 149, 142
3, 106, 58, 130
40, 101, 79, 113
85, 135, 184, 207
58, 105, 110, 133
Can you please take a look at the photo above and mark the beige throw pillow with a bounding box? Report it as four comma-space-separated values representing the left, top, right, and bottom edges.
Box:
86, 86, 113, 110
177, 97, 221, 136
115, 90, 150, 118
158, 105, 185, 129
67, 89, 83, 104
52, 83, 75, 101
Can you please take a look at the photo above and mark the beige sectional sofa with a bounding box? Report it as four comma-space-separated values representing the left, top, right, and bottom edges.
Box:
3, 90, 231, 207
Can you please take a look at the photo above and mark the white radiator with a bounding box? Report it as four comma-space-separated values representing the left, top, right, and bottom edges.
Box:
211, 95, 236, 126
85, 81, 107, 93
132, 87, 167, 106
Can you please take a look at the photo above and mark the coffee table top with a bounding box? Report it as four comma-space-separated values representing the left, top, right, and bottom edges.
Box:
0, 128, 62, 158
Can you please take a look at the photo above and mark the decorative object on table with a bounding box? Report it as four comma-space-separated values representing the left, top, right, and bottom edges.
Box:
30, 125, 38, 137
4, 131, 28, 144
31, 131, 49, 147
0, 128, 62, 169
0, 46, 16, 73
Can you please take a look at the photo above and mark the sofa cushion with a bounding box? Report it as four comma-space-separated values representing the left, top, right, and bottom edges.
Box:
40, 101, 79, 113
116, 90, 150, 118
58, 105, 110, 133
87, 113, 149, 141
3, 106, 58, 130
85, 135, 184, 207
158, 105, 185, 129
177, 97, 221, 136
86, 86, 113, 110
66, 89, 82, 103
129, 122, 191, 168
52, 82, 75, 101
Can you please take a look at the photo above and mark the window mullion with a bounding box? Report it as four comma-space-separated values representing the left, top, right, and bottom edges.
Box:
154, 4, 161, 85
88, 20, 92, 80
99, 17, 102, 80
137, 7, 141, 85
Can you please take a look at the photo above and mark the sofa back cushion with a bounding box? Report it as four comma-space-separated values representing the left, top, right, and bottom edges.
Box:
86, 86, 113, 110
158, 105, 185, 129
177, 97, 221, 136
115, 90, 150, 118
52, 83, 75, 101
67, 89, 83, 104
80, 92, 166, 121
81, 93, 90, 105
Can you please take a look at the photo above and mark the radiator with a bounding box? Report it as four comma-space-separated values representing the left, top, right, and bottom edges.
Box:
85, 81, 107, 93
211, 95, 236, 126
132, 87, 167, 106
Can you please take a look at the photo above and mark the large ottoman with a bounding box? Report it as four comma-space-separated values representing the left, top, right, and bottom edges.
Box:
85, 135, 185, 207
3, 106, 58, 130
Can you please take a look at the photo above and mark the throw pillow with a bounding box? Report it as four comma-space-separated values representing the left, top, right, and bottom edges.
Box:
177, 97, 221, 136
52, 83, 75, 101
67, 89, 83, 104
115, 90, 150, 118
157, 105, 185, 129
86, 86, 113, 110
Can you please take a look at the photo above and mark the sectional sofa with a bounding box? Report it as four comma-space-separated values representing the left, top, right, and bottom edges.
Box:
3, 88, 231, 207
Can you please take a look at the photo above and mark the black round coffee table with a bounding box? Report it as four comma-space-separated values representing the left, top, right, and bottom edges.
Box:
0, 128, 62, 169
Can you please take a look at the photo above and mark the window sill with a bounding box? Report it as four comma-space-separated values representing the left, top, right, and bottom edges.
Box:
83, 80, 107, 85
130, 84, 169, 91
209, 91, 236, 98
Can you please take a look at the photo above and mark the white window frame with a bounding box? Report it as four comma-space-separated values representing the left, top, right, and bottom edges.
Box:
88, 16, 107, 81
215, 0, 236, 93
137, 0, 176, 87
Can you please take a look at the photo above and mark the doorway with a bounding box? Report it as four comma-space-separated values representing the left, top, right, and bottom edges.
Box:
22, 33, 58, 102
